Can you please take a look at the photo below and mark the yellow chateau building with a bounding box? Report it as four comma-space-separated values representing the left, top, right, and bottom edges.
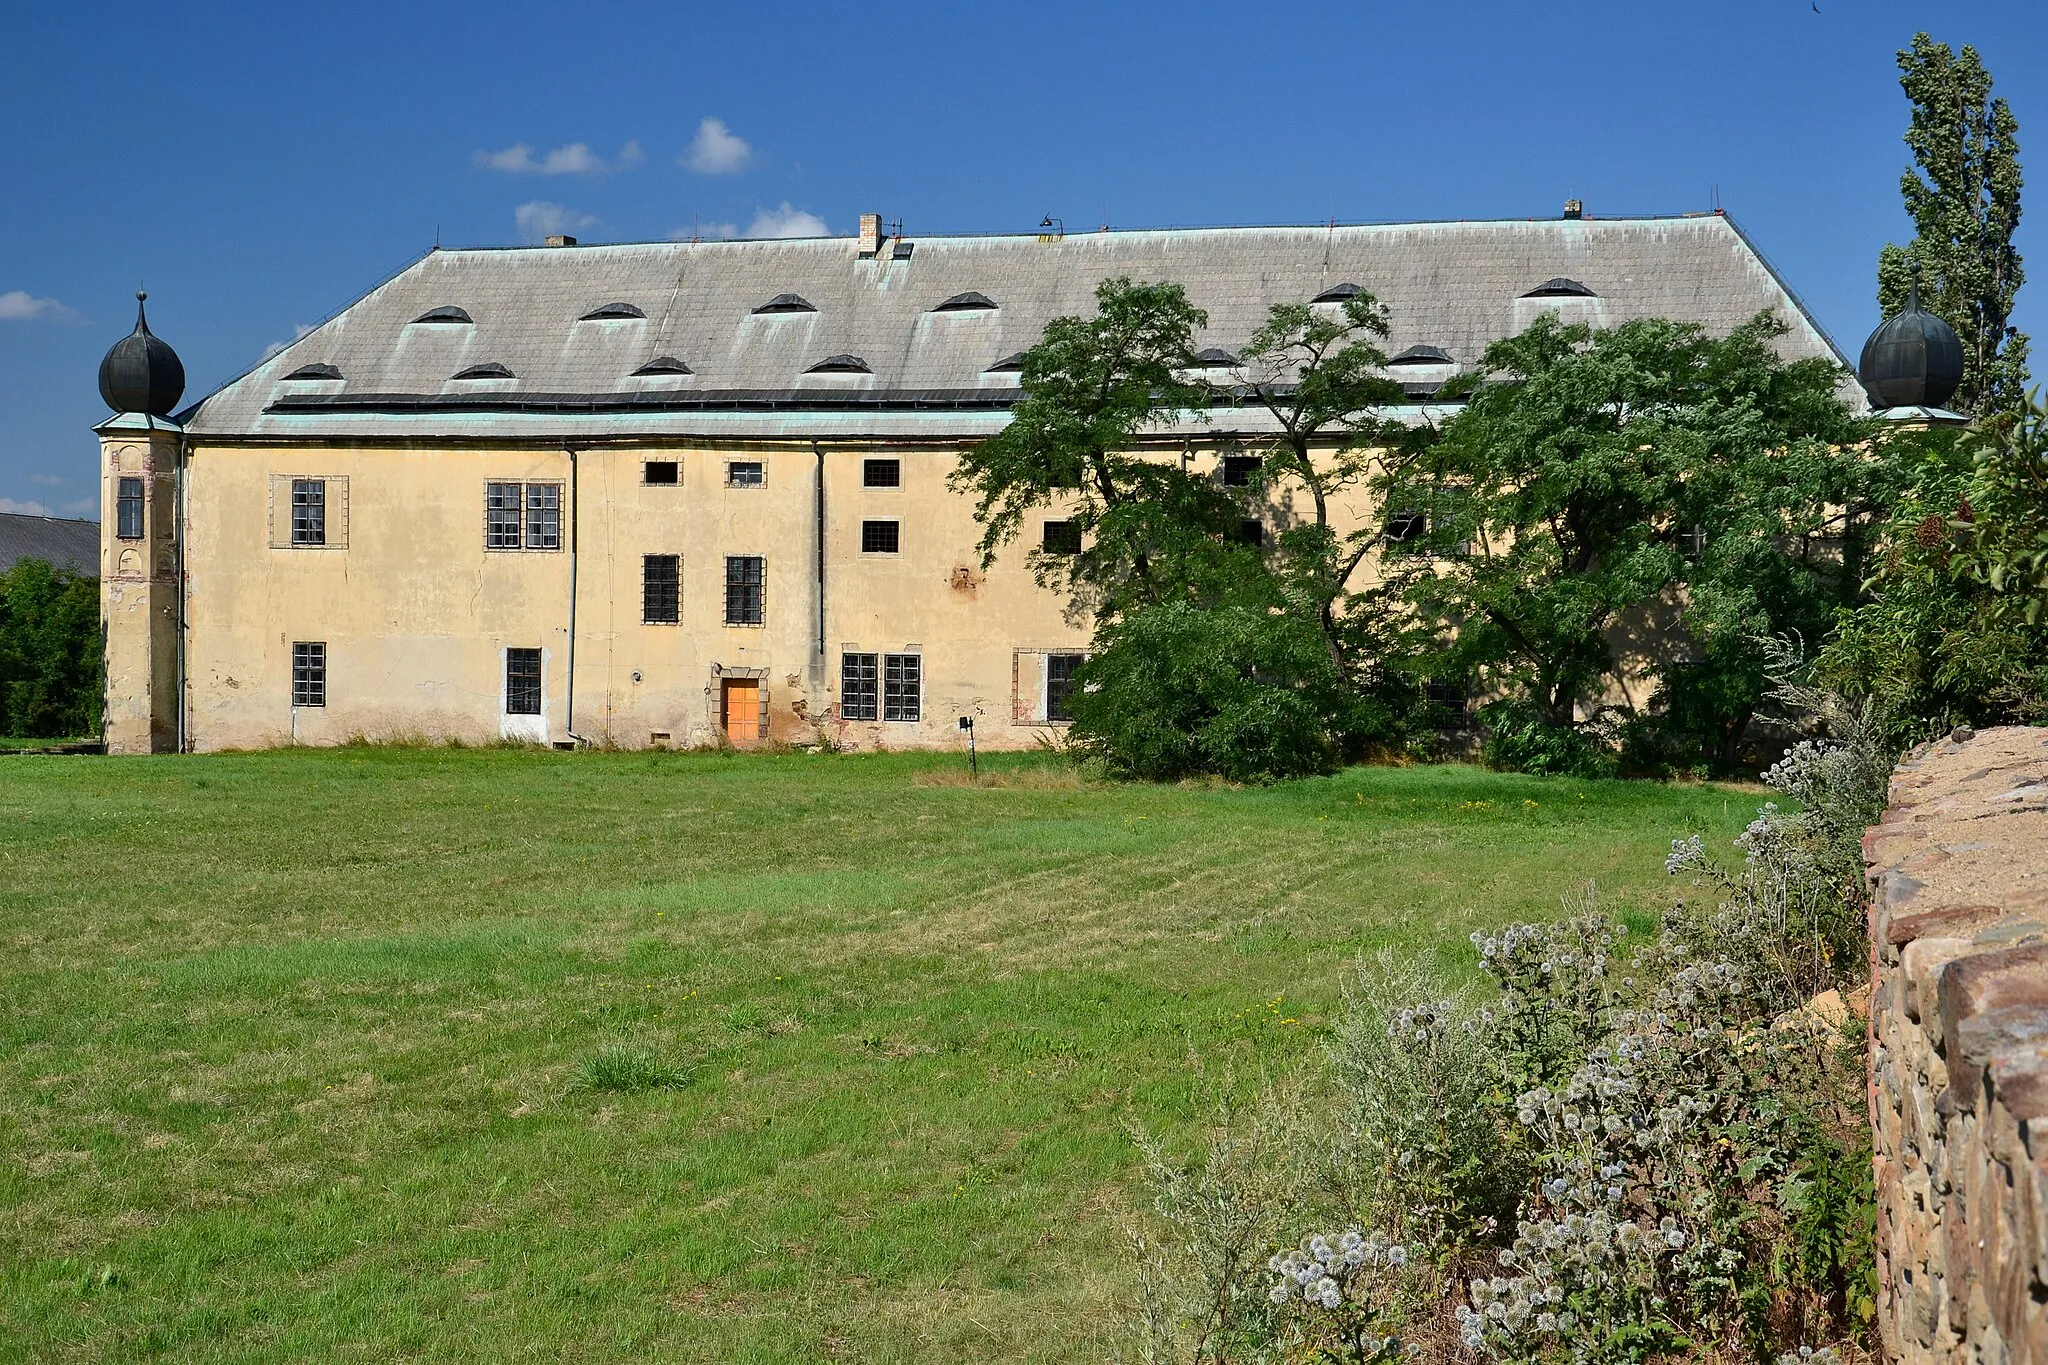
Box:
94, 210, 1848, 756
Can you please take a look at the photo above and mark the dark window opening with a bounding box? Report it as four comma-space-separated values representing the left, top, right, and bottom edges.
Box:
861, 520, 900, 554
1522, 277, 1597, 299
1384, 507, 1428, 549
1221, 455, 1262, 487
486, 482, 523, 549
524, 483, 562, 550
1424, 676, 1469, 717
632, 356, 691, 376
453, 362, 514, 380
292, 641, 326, 708
1678, 525, 1707, 562
933, 291, 998, 312
862, 458, 901, 488
1312, 283, 1362, 304
1047, 653, 1083, 722
754, 293, 815, 314
580, 302, 646, 321
283, 363, 342, 380
1042, 520, 1082, 555
725, 556, 765, 625
642, 554, 680, 624
807, 354, 871, 374
643, 460, 679, 486
291, 478, 326, 546
1190, 347, 1239, 368
985, 352, 1027, 373
411, 306, 473, 324
883, 653, 921, 722
840, 652, 879, 721
116, 477, 144, 540
1231, 519, 1265, 547
505, 648, 543, 715
728, 461, 764, 488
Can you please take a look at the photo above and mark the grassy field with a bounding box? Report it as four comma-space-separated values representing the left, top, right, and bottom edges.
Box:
0, 748, 1758, 1362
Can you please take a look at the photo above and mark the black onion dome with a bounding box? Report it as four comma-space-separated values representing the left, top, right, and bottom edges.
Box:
98, 293, 186, 416
1858, 267, 1964, 410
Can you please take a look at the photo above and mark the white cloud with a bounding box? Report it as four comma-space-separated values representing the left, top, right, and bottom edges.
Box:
668, 221, 740, 242
683, 118, 753, 175
259, 323, 317, 363
0, 290, 77, 322
0, 497, 51, 516
745, 203, 829, 239
514, 201, 599, 243
475, 141, 635, 176
29, 473, 62, 487
62, 497, 97, 516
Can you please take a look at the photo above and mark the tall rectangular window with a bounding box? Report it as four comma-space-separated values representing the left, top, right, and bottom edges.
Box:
524, 483, 562, 550
486, 483, 523, 549
862, 458, 901, 488
840, 652, 879, 721
1042, 520, 1081, 555
1046, 653, 1083, 722
883, 653, 921, 723
505, 648, 543, 715
291, 479, 327, 546
724, 555, 765, 625
291, 641, 326, 708
115, 477, 144, 540
642, 554, 680, 624
861, 520, 900, 554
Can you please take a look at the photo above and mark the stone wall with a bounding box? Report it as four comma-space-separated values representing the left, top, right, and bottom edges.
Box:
1864, 725, 2048, 1365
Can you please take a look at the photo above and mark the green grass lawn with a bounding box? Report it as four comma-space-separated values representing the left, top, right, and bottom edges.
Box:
0, 749, 1758, 1362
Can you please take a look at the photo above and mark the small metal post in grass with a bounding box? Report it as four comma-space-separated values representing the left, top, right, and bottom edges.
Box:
958, 715, 976, 779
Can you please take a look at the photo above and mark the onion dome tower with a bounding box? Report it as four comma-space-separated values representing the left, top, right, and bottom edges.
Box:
98, 292, 186, 416
1857, 264, 1965, 411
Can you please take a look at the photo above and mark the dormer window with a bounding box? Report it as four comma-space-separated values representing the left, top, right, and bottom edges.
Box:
1522, 278, 1597, 298
985, 352, 1027, 373
754, 294, 816, 315
1311, 283, 1363, 304
632, 356, 692, 376
453, 362, 514, 380
932, 291, 998, 312
412, 306, 473, 324
806, 354, 871, 374
1189, 348, 1240, 368
580, 302, 646, 321
282, 363, 342, 380
1386, 345, 1454, 366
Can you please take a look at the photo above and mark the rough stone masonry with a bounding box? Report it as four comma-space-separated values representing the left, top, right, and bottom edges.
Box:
1865, 726, 2048, 1365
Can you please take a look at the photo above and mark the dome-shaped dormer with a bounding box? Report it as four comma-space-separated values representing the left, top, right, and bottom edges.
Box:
98, 293, 185, 416
1859, 264, 1965, 410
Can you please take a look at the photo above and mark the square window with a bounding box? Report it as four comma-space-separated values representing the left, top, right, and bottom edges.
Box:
1047, 653, 1083, 722
486, 482, 523, 549
883, 653, 921, 722
291, 478, 327, 546
1384, 507, 1427, 552
525, 483, 562, 550
728, 461, 765, 488
724, 555, 765, 625
642, 554, 680, 624
1042, 520, 1082, 555
1221, 455, 1262, 487
862, 458, 901, 488
861, 520, 900, 554
291, 641, 326, 708
840, 652, 879, 721
116, 477, 144, 540
643, 460, 679, 486
505, 648, 543, 715
1425, 677, 1470, 717
1231, 519, 1265, 547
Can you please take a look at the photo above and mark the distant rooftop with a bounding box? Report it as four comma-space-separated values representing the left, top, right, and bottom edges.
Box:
0, 511, 98, 574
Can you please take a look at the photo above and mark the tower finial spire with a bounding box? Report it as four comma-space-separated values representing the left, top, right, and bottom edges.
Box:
1907, 260, 1922, 313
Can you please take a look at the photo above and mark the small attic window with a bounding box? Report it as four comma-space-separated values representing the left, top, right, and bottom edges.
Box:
632, 356, 692, 376
1312, 283, 1363, 304
755, 293, 816, 314
412, 306, 473, 324
807, 354, 872, 374
1522, 278, 1597, 298
933, 291, 997, 312
892, 240, 915, 260
1189, 348, 1240, 368
453, 362, 514, 380
1387, 345, 1454, 366
985, 352, 1028, 373
283, 363, 342, 380
580, 302, 646, 321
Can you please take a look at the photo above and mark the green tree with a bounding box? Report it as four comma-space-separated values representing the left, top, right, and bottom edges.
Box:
1376, 312, 1867, 770
1876, 33, 2029, 415
0, 558, 103, 739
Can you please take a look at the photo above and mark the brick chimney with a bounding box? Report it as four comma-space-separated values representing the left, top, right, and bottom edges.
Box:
857, 213, 882, 258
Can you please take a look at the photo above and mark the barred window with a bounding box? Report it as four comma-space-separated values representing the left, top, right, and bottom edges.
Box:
862, 458, 901, 488
291, 479, 327, 546
1221, 455, 1262, 487
505, 648, 542, 715
1232, 519, 1264, 547
116, 477, 144, 540
291, 641, 326, 708
728, 461, 765, 488
840, 652, 879, 721
486, 482, 523, 549
861, 520, 900, 554
643, 460, 678, 485
883, 653, 921, 722
724, 555, 765, 625
1042, 519, 1081, 555
642, 554, 680, 624
524, 483, 562, 550
1047, 652, 1083, 722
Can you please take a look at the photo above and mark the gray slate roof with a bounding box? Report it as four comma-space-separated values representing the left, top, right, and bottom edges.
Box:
0, 512, 98, 574
183, 214, 1852, 441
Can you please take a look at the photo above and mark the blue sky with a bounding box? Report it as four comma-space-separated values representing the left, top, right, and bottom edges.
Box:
1, 0, 2041, 518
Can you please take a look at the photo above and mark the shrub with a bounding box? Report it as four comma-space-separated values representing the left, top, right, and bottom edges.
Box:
1478, 701, 1613, 778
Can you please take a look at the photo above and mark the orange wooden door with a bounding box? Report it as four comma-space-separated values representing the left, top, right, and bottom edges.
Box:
722, 678, 760, 743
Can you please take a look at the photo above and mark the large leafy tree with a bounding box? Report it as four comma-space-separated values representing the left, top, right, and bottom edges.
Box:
0, 558, 102, 740
1376, 312, 1868, 764
1876, 33, 2029, 415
